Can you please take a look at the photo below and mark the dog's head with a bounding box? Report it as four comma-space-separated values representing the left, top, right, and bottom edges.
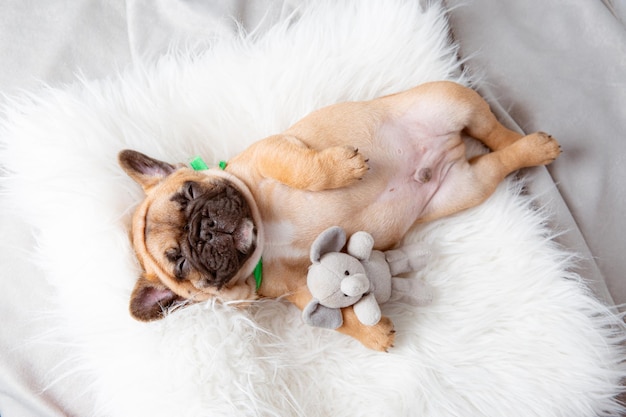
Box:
118, 150, 263, 321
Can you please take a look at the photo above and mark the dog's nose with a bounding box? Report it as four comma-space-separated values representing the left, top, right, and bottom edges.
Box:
199, 218, 216, 239
201, 215, 237, 234
202, 218, 216, 229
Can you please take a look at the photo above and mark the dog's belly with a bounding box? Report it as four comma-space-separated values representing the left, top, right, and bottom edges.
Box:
258, 130, 465, 258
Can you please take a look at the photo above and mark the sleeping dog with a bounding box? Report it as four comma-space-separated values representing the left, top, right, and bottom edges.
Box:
118, 81, 560, 351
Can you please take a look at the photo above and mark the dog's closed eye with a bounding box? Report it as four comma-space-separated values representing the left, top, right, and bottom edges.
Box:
183, 181, 200, 200
170, 181, 202, 208
175, 258, 187, 279
165, 248, 188, 280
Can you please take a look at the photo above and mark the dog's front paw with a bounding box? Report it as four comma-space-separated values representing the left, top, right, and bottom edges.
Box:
318, 146, 369, 189
359, 316, 396, 352
338, 306, 396, 351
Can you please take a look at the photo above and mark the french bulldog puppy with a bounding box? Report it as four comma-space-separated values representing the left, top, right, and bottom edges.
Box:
119, 81, 561, 351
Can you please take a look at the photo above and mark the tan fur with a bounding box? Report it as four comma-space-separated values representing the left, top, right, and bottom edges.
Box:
119, 81, 561, 350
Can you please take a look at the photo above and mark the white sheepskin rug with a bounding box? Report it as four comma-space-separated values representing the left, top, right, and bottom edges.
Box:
1, 1, 624, 416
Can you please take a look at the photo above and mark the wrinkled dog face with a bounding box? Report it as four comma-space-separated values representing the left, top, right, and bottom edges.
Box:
166, 179, 256, 289
118, 150, 260, 321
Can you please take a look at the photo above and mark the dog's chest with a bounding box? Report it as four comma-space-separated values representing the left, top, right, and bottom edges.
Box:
261, 220, 307, 260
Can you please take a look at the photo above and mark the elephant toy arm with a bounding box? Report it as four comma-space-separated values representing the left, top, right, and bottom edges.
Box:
352, 293, 382, 326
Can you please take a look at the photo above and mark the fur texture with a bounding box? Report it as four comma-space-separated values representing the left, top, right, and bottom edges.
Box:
1, 1, 624, 416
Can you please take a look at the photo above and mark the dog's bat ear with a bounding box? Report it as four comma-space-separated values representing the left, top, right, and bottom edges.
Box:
129, 274, 185, 321
118, 150, 178, 192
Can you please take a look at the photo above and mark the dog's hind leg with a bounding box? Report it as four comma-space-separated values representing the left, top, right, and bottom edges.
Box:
417, 130, 561, 223
437, 82, 524, 151
404, 81, 523, 152
406, 82, 561, 223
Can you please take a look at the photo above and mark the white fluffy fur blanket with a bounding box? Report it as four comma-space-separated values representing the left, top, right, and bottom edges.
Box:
1, 1, 624, 416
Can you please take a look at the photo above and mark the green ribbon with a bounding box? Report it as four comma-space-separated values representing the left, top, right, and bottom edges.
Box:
189, 156, 262, 291
253, 257, 263, 291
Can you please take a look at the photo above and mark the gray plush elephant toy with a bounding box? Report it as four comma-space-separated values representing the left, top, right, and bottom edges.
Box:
302, 226, 433, 329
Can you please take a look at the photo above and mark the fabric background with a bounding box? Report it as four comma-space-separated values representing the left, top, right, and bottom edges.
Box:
446, 0, 626, 308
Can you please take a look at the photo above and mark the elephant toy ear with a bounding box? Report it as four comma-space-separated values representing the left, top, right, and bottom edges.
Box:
346, 231, 375, 261
302, 299, 344, 329
310, 226, 347, 263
